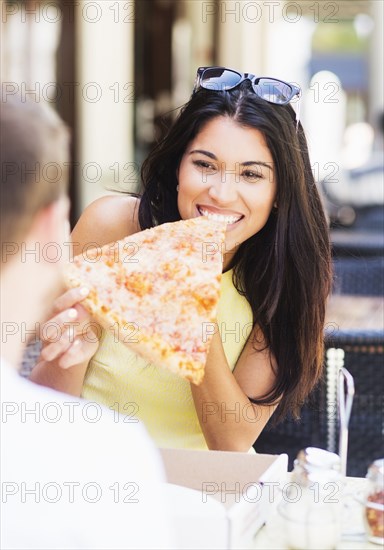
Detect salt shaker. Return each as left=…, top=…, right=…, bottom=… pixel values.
left=278, top=447, right=343, bottom=550
left=364, top=458, right=384, bottom=545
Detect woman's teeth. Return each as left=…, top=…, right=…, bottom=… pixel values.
left=199, top=208, right=242, bottom=225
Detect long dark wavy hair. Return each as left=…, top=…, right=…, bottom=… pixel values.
left=138, top=82, right=332, bottom=424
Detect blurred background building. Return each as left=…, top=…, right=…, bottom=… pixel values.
left=1, top=0, right=383, bottom=230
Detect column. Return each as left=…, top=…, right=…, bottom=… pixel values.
left=215, top=1, right=265, bottom=72
left=172, top=0, right=216, bottom=107
left=76, top=0, right=134, bottom=210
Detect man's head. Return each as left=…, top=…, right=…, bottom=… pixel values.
left=1, top=94, right=69, bottom=248
left=1, top=95, right=71, bottom=364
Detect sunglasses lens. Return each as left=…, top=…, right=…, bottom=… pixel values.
left=201, top=68, right=242, bottom=91
left=253, top=78, right=294, bottom=104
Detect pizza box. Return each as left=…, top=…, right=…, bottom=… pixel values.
left=160, top=448, right=288, bottom=550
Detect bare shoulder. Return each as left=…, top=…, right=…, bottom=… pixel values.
left=71, top=195, right=140, bottom=256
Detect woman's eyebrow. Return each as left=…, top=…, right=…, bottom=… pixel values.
left=242, top=161, right=273, bottom=171
left=189, top=149, right=217, bottom=160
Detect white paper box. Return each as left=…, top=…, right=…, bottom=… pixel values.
left=160, top=449, right=288, bottom=550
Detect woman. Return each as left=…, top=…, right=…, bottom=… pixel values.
left=31, top=67, right=332, bottom=452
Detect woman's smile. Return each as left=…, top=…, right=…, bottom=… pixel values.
left=196, top=204, right=244, bottom=227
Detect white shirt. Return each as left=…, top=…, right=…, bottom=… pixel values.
left=0, top=359, right=173, bottom=549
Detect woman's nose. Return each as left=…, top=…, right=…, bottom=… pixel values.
left=208, top=166, right=239, bottom=203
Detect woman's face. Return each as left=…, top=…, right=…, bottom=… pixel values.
left=177, top=116, right=277, bottom=269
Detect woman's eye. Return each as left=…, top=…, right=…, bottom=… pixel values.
left=193, top=160, right=216, bottom=172
left=242, top=170, right=262, bottom=182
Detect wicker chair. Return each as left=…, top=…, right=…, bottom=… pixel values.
left=332, top=256, right=384, bottom=296
left=254, top=330, right=384, bottom=475
left=324, top=329, right=384, bottom=477
left=331, top=227, right=384, bottom=258
left=253, top=384, right=327, bottom=470
left=20, top=339, right=42, bottom=378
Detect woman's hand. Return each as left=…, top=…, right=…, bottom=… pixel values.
left=30, top=286, right=100, bottom=396
left=39, top=286, right=99, bottom=369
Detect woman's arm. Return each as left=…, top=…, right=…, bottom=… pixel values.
left=30, top=195, right=140, bottom=395
left=190, top=325, right=278, bottom=451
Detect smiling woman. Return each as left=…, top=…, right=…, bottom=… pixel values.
left=30, top=67, right=332, bottom=453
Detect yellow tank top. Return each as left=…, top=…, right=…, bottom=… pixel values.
left=82, top=269, right=253, bottom=450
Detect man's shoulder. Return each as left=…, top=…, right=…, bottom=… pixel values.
left=1, top=361, right=164, bottom=483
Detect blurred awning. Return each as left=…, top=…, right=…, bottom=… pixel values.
left=309, top=52, right=368, bottom=92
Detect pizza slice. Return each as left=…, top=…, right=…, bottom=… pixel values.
left=64, top=216, right=226, bottom=384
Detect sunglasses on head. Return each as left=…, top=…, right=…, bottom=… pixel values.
left=193, top=66, right=301, bottom=104
left=193, top=66, right=301, bottom=128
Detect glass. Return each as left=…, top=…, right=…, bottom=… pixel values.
left=364, top=458, right=384, bottom=545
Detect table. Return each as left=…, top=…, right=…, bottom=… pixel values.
left=325, top=295, right=384, bottom=331
left=252, top=477, right=379, bottom=549
left=331, top=229, right=384, bottom=257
